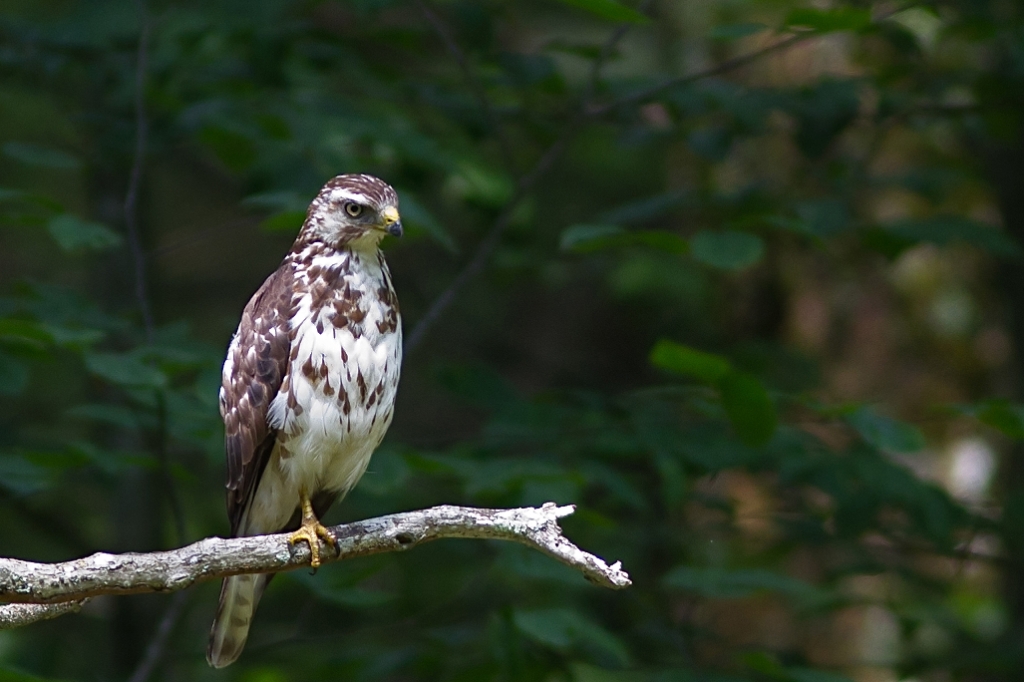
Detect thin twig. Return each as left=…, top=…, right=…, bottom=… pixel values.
left=0, top=503, right=630, bottom=613
left=126, top=591, right=190, bottom=682
left=587, top=2, right=915, bottom=118
left=584, top=32, right=809, bottom=117
left=404, top=126, right=575, bottom=353
left=122, top=6, right=192, bottom=680
left=147, top=218, right=256, bottom=259
left=415, top=0, right=518, bottom=173
left=124, top=0, right=154, bottom=341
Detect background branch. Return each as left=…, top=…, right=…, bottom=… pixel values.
left=404, top=12, right=642, bottom=353
left=405, top=18, right=809, bottom=353
left=0, top=503, right=629, bottom=622
left=126, top=591, right=190, bottom=682
left=584, top=32, right=809, bottom=117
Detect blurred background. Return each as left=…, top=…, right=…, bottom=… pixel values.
left=1, top=0, right=1023, bottom=680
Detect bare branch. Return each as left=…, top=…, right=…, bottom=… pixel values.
left=0, top=503, right=629, bottom=616
left=0, top=600, right=90, bottom=629
left=584, top=32, right=809, bottom=117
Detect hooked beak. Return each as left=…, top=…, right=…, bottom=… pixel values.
left=381, top=206, right=403, bottom=238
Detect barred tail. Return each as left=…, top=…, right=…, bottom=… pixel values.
left=206, top=573, right=270, bottom=668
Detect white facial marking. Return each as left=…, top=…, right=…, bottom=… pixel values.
left=326, top=188, right=372, bottom=205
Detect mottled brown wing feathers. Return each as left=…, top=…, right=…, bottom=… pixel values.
left=221, top=263, right=295, bottom=535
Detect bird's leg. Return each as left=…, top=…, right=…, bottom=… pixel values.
left=288, top=493, right=337, bottom=568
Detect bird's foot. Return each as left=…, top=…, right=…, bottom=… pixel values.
left=289, top=517, right=337, bottom=569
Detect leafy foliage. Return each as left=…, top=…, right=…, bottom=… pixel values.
left=0, top=0, right=1021, bottom=680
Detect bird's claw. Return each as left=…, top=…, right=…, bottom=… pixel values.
left=289, top=518, right=336, bottom=568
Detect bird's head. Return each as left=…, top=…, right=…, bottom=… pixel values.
left=300, top=174, right=403, bottom=250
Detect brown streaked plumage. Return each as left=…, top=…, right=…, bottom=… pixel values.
left=207, top=174, right=404, bottom=668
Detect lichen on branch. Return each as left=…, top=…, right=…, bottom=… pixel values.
left=0, top=503, right=630, bottom=628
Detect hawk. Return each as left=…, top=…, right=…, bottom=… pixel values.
left=207, top=174, right=404, bottom=668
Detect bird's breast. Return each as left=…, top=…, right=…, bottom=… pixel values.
left=267, top=249, right=402, bottom=494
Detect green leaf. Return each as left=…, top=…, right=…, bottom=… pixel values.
left=979, top=403, right=1024, bottom=439
left=633, top=231, right=688, bottom=253
left=793, top=199, right=852, bottom=238
left=788, top=80, right=860, bottom=158
left=260, top=210, right=306, bottom=233
left=663, top=566, right=823, bottom=600
left=47, top=215, right=123, bottom=252
left=513, top=608, right=630, bottom=667
left=0, top=666, right=64, bottom=682
left=720, top=372, right=777, bottom=447
left=66, top=404, right=147, bottom=430
left=0, top=319, right=52, bottom=350
left=785, top=8, right=872, bottom=33
left=845, top=406, right=925, bottom=452
left=552, top=0, right=649, bottom=23
left=85, top=352, right=167, bottom=389
left=955, top=400, right=1024, bottom=440
left=287, top=570, right=396, bottom=608
left=544, top=40, right=607, bottom=61
left=650, top=339, right=732, bottom=383
left=560, top=224, right=688, bottom=253
left=2, top=142, right=80, bottom=169
left=198, top=126, right=257, bottom=172
left=597, top=191, right=688, bottom=225
left=246, top=191, right=311, bottom=235
left=41, top=323, right=104, bottom=348
left=560, top=224, right=623, bottom=252
left=689, top=230, right=764, bottom=270
left=878, top=215, right=1021, bottom=258
left=450, top=163, right=514, bottom=207
left=786, top=668, right=854, bottom=682
left=742, top=651, right=786, bottom=677
left=399, top=193, right=458, bottom=253
left=498, top=544, right=585, bottom=586
left=0, top=453, right=53, bottom=496
left=242, top=190, right=310, bottom=212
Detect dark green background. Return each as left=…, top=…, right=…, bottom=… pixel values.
left=1, top=0, right=1022, bottom=680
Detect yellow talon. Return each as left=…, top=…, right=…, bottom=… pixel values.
left=288, top=494, right=336, bottom=568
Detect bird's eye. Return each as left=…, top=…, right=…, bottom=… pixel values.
left=343, top=202, right=363, bottom=218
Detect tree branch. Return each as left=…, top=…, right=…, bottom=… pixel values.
left=0, top=503, right=629, bottom=621
left=403, top=14, right=633, bottom=354
left=0, top=599, right=90, bottom=629
left=584, top=32, right=809, bottom=117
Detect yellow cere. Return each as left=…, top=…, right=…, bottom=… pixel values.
left=382, top=206, right=400, bottom=224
